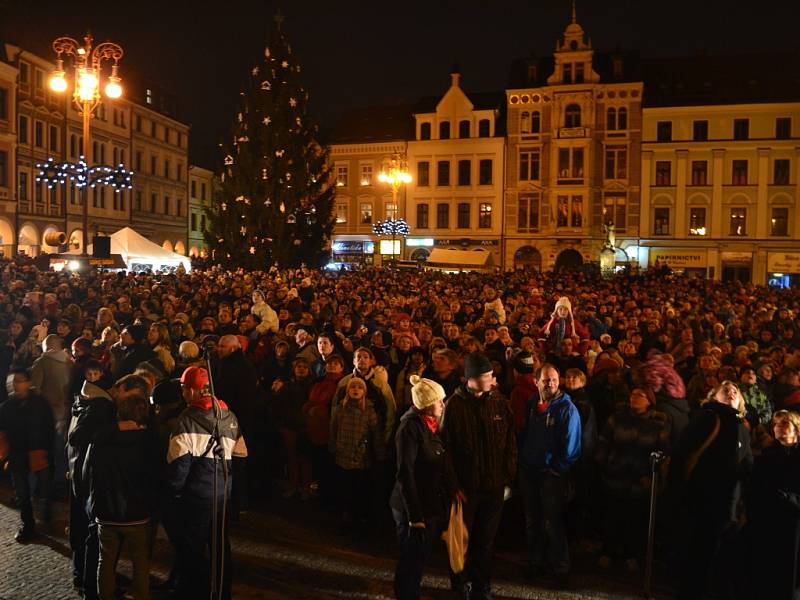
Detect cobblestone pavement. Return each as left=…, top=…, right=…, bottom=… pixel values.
left=0, top=483, right=670, bottom=599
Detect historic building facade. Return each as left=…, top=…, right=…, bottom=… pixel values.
left=2, top=43, right=191, bottom=256
left=639, top=54, right=800, bottom=285
left=502, top=11, right=642, bottom=271
left=188, top=164, right=216, bottom=258
left=405, top=72, right=505, bottom=267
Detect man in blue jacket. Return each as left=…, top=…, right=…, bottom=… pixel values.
left=519, top=363, right=581, bottom=589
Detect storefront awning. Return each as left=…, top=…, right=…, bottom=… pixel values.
left=426, top=248, right=494, bottom=269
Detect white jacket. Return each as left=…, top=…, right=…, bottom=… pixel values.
left=252, top=301, right=279, bottom=334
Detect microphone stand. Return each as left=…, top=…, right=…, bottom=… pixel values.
left=204, top=347, right=228, bottom=600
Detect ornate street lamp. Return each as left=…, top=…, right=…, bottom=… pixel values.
left=47, top=33, right=126, bottom=255
left=377, top=153, right=411, bottom=263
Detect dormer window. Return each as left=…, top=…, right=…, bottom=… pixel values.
left=575, top=63, right=585, bottom=83
left=564, top=64, right=573, bottom=84
left=439, top=121, right=450, bottom=140
left=459, top=120, right=470, bottom=138
left=565, top=104, right=581, bottom=128
left=521, top=112, right=531, bottom=134
left=420, top=122, right=431, bottom=140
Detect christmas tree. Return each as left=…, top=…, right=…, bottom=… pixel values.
left=205, top=13, right=335, bottom=269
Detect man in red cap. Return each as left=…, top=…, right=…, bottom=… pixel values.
left=166, top=366, right=247, bottom=600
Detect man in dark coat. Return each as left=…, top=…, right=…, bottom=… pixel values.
left=442, top=352, right=517, bottom=600
left=67, top=374, right=150, bottom=599
left=215, top=335, right=258, bottom=514
left=0, top=367, right=55, bottom=542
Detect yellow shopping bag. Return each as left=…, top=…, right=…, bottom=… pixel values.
left=441, top=498, right=469, bottom=574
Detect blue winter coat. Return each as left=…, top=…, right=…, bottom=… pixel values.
left=520, top=391, right=582, bottom=473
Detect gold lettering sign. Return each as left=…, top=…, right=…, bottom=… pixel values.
left=767, top=252, right=800, bottom=274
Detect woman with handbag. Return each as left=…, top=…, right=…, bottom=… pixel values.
left=389, top=375, right=447, bottom=600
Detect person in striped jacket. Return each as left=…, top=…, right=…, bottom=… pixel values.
left=166, top=366, right=247, bottom=600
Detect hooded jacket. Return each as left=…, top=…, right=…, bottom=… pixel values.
left=30, top=347, right=74, bottom=428
left=67, top=381, right=117, bottom=499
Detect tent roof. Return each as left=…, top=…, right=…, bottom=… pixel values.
left=427, top=248, right=494, bottom=269
left=73, top=228, right=191, bottom=271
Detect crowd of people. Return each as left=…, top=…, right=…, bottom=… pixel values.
left=0, top=259, right=799, bottom=600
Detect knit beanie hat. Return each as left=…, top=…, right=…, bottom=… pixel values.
left=409, top=375, right=445, bottom=410
left=464, top=351, right=493, bottom=379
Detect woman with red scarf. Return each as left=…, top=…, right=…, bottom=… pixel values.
left=390, top=375, right=447, bottom=600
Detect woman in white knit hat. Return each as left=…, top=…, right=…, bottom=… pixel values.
left=389, top=375, right=447, bottom=600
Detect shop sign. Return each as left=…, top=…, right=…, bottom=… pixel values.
left=768, top=252, right=800, bottom=274
left=650, top=248, right=707, bottom=268
left=332, top=241, right=374, bottom=254
left=720, top=252, right=752, bottom=266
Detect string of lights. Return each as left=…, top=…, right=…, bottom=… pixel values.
left=35, top=155, right=134, bottom=192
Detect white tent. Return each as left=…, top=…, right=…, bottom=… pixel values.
left=78, top=227, right=191, bottom=272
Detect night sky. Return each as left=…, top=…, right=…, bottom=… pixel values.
left=2, top=0, right=797, bottom=168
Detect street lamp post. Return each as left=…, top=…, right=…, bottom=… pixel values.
left=48, top=33, right=124, bottom=255
left=377, top=153, right=411, bottom=263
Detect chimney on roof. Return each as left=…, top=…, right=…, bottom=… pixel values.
left=450, top=71, right=461, bottom=87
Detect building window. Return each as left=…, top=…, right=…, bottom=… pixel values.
left=459, top=120, right=470, bottom=138
left=457, top=203, right=470, bottom=229
left=135, top=151, right=142, bottom=171
left=437, top=160, right=450, bottom=186
left=519, top=148, right=541, bottom=181
left=34, top=68, right=43, bottom=90
left=657, top=121, right=672, bottom=142
left=150, top=155, right=157, bottom=175
left=69, top=135, right=76, bottom=157
left=34, top=120, right=44, bottom=147
left=478, top=119, right=490, bottom=137
left=521, top=112, right=531, bottom=134
left=360, top=164, right=372, bottom=186
left=607, top=107, right=617, bottom=130
left=69, top=182, right=77, bottom=205
left=617, top=107, right=627, bottom=130
left=360, top=202, right=372, bottom=224
left=136, top=115, right=142, bottom=131
left=164, top=159, right=170, bottom=179
left=201, top=215, right=206, bottom=230
left=439, top=121, right=450, bottom=140
left=771, top=207, right=789, bottom=236
left=565, top=104, right=581, bottom=128
left=420, top=122, right=431, bottom=140
left=691, top=160, right=708, bottom=185
left=49, top=126, right=58, bottom=152
left=35, top=181, right=43, bottom=204
left=176, top=197, right=183, bottom=216
left=18, top=172, right=28, bottom=201
left=732, top=160, right=748, bottom=185
left=693, top=120, right=709, bottom=141
left=417, top=161, right=430, bottom=186
left=517, top=192, right=540, bottom=233
left=436, top=203, right=449, bottom=228
left=606, top=107, right=627, bottom=131
left=18, top=115, right=28, bottom=144
left=151, top=121, right=156, bottom=137
left=201, top=183, right=207, bottom=201
left=530, top=111, right=541, bottom=133
left=151, top=193, right=157, bottom=213
left=0, top=151, right=6, bottom=187
left=164, top=194, right=170, bottom=215
left=689, top=207, right=707, bottom=236
left=557, top=195, right=583, bottom=227
left=563, top=63, right=573, bottom=84
left=479, top=203, right=492, bottom=229
left=605, top=146, right=627, bottom=179
left=113, top=148, right=118, bottom=165
left=603, top=193, right=627, bottom=231
left=575, top=63, right=585, bottom=83
left=479, top=159, right=493, bottom=185
left=334, top=202, right=347, bottom=223
left=49, top=186, right=58, bottom=205
left=385, top=203, right=398, bottom=220
left=190, top=213, right=197, bottom=231
left=733, top=119, right=749, bottom=141
left=416, top=203, right=429, bottom=228
left=558, top=148, right=584, bottom=181
left=655, top=161, right=671, bottom=186
left=653, top=207, right=670, bottom=235
left=729, top=208, right=747, bottom=236
left=19, top=62, right=29, bottom=83
left=457, top=160, right=471, bottom=186
left=336, top=165, right=348, bottom=187
left=176, top=163, right=182, bottom=182
left=191, top=180, right=197, bottom=198
left=774, top=159, right=790, bottom=185
left=776, top=117, right=791, bottom=140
